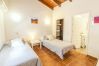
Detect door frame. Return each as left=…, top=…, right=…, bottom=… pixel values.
left=71, top=12, right=90, bottom=55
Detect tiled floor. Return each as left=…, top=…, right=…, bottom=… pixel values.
left=33, top=45, right=97, bottom=66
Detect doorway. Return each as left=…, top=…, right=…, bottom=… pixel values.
left=72, top=13, right=90, bottom=54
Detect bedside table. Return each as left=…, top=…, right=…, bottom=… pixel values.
left=29, top=40, right=42, bottom=49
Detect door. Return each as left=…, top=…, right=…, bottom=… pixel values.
left=72, top=13, right=89, bottom=49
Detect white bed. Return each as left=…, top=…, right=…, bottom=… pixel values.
left=42, top=39, right=75, bottom=59
left=0, top=38, right=41, bottom=66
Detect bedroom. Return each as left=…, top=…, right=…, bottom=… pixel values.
left=0, top=0, right=99, bottom=66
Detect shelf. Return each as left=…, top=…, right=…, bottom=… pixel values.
left=56, top=30, right=60, bottom=31
left=56, top=19, right=64, bottom=40
left=57, top=24, right=62, bottom=26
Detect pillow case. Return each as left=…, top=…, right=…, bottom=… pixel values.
left=11, top=38, right=25, bottom=48
left=46, top=35, right=55, bottom=40
left=40, top=36, right=46, bottom=41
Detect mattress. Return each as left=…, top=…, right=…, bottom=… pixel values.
left=0, top=44, right=41, bottom=66
left=42, top=39, right=75, bottom=59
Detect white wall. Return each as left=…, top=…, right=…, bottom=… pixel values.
left=52, top=0, right=99, bottom=58
left=5, top=0, right=53, bottom=41
left=3, top=0, right=9, bottom=6
left=0, top=10, right=5, bottom=44
left=0, top=0, right=7, bottom=46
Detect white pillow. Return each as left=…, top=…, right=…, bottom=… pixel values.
left=11, top=38, right=24, bottom=48
left=40, top=36, right=45, bottom=41
left=46, top=35, right=55, bottom=40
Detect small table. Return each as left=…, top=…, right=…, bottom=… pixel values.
left=29, top=40, right=42, bottom=49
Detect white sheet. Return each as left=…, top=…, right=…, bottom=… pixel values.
left=42, top=39, right=75, bottom=59
left=0, top=44, right=41, bottom=66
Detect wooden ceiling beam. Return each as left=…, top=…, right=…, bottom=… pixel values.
left=53, top=0, right=68, bottom=6
left=63, top=0, right=72, bottom=2
left=39, top=0, right=53, bottom=10
left=53, top=0, right=62, bottom=6
left=38, top=0, right=72, bottom=10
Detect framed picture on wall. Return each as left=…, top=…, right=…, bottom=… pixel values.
left=94, top=16, right=99, bottom=23
left=31, top=18, right=38, bottom=24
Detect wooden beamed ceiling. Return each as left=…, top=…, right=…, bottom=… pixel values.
left=39, top=0, right=57, bottom=9
left=39, top=0, right=72, bottom=10
left=54, top=0, right=65, bottom=6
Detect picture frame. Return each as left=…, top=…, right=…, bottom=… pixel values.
left=31, top=18, right=38, bottom=24
left=94, top=16, right=99, bottom=23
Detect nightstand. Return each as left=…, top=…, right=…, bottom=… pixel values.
left=29, top=40, right=42, bottom=49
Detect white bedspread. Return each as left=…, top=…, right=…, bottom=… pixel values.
left=0, top=44, right=41, bottom=66
left=42, top=39, right=75, bottom=59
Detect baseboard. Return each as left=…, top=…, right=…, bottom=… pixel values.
left=87, top=55, right=98, bottom=60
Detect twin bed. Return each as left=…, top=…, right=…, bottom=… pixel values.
left=0, top=38, right=41, bottom=66
left=0, top=37, right=75, bottom=66
left=42, top=39, right=75, bottom=59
